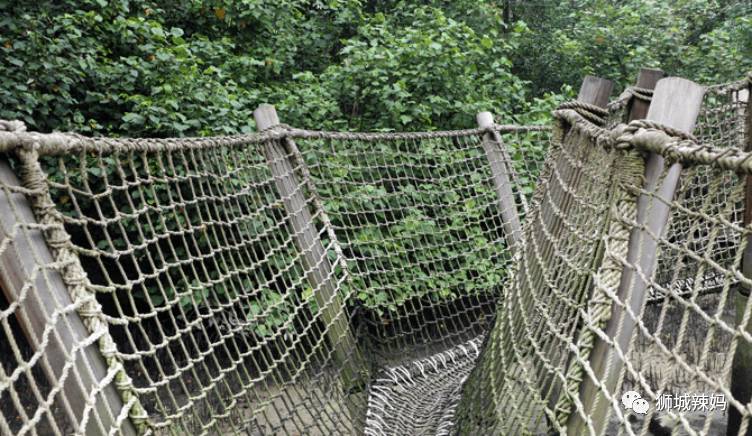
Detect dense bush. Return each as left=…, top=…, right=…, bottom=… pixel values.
left=513, top=0, right=752, bottom=95
left=0, top=0, right=555, bottom=135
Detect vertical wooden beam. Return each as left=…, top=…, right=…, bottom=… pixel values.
left=546, top=70, right=661, bottom=419
left=627, top=68, right=665, bottom=122
left=477, top=112, right=523, bottom=250
left=541, top=75, right=613, bottom=267
left=578, top=75, right=615, bottom=108
left=568, top=77, right=705, bottom=435
left=527, top=76, right=614, bottom=418
left=253, top=104, right=366, bottom=391
left=0, top=161, right=136, bottom=436
left=729, top=82, right=752, bottom=436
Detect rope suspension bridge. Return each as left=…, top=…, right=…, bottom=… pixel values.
left=0, top=68, right=750, bottom=435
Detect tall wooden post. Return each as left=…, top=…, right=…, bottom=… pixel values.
left=544, top=75, right=613, bottom=244
left=477, top=112, right=523, bottom=250
left=0, top=161, right=136, bottom=436
left=627, top=68, right=665, bottom=122
left=542, top=75, right=613, bottom=281
left=253, top=105, right=366, bottom=392
left=545, top=69, right=662, bottom=422
left=567, top=77, right=705, bottom=435
left=535, top=75, right=614, bottom=417
left=578, top=75, right=615, bottom=108
left=729, top=81, right=752, bottom=436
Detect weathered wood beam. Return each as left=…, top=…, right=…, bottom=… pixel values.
left=0, top=161, right=136, bottom=436
left=253, top=104, right=366, bottom=393
left=568, top=76, right=705, bottom=435
left=477, top=111, right=523, bottom=250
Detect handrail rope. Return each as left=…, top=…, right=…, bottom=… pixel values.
left=553, top=102, right=752, bottom=175
left=0, top=121, right=550, bottom=156
left=556, top=101, right=608, bottom=126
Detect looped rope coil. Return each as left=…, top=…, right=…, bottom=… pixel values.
left=556, top=101, right=609, bottom=126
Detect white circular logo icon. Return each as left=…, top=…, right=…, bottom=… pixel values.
left=632, top=398, right=649, bottom=414
left=622, top=391, right=641, bottom=410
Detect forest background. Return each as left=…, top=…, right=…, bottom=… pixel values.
left=2, top=0, right=751, bottom=136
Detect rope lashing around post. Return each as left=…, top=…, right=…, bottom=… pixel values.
left=556, top=101, right=609, bottom=125
left=626, top=85, right=655, bottom=102
left=554, top=103, right=752, bottom=175
left=607, top=86, right=655, bottom=113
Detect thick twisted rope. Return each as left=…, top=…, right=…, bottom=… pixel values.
left=14, top=140, right=151, bottom=434
left=556, top=101, right=609, bottom=126
left=553, top=102, right=752, bottom=175
left=0, top=121, right=549, bottom=156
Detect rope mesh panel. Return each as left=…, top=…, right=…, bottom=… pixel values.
left=299, top=129, right=547, bottom=367
left=653, top=84, right=748, bottom=301
left=298, top=129, right=547, bottom=435
left=455, top=79, right=752, bottom=435
left=615, top=82, right=750, bottom=436
left=455, top=115, right=646, bottom=434
left=34, top=137, right=368, bottom=434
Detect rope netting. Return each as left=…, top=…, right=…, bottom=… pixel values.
left=455, top=109, right=646, bottom=434
left=455, top=78, right=752, bottom=435
left=0, top=128, right=371, bottom=434
left=0, top=72, right=749, bottom=436
left=297, top=127, right=547, bottom=435
left=298, top=127, right=548, bottom=366
left=0, top=119, right=548, bottom=435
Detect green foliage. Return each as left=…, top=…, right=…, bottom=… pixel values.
left=513, top=0, right=752, bottom=94
left=317, top=5, right=528, bottom=129
left=0, top=0, right=535, bottom=135
left=303, top=136, right=517, bottom=315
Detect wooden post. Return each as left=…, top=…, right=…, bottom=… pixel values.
left=567, top=77, right=705, bottom=435
left=540, top=75, right=613, bottom=279
left=0, top=161, right=136, bottom=436
left=536, top=75, right=613, bottom=415
left=578, top=75, right=614, bottom=108
left=729, top=82, right=752, bottom=436
left=543, top=75, right=613, bottom=244
left=253, top=104, right=366, bottom=392
left=477, top=112, right=523, bottom=250
left=544, top=70, right=661, bottom=419
left=627, top=68, right=665, bottom=122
